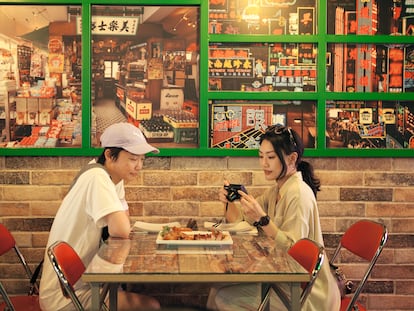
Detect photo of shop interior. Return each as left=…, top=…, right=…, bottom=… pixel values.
left=0, top=5, right=200, bottom=148
left=210, top=101, right=317, bottom=149
left=326, top=101, right=414, bottom=149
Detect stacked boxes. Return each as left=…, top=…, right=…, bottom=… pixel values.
left=27, top=98, right=38, bottom=125
left=139, top=116, right=174, bottom=142
left=14, top=96, right=57, bottom=146
left=160, top=88, right=184, bottom=111
left=39, top=98, right=55, bottom=125
left=126, top=98, right=152, bottom=120
left=163, top=110, right=198, bottom=144
left=16, top=98, right=27, bottom=125
left=17, top=125, right=56, bottom=147
left=15, top=97, right=55, bottom=126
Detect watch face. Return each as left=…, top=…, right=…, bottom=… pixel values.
left=260, top=215, right=270, bottom=226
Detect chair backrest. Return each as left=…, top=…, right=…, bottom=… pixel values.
left=0, top=224, right=42, bottom=311
left=288, top=238, right=325, bottom=304
left=330, top=220, right=388, bottom=311
left=0, top=223, right=16, bottom=256
left=47, top=241, right=86, bottom=311
left=258, top=237, right=325, bottom=311
left=0, top=224, right=38, bottom=288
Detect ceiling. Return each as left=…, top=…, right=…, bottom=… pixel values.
left=0, top=5, right=199, bottom=40
left=0, top=5, right=68, bottom=36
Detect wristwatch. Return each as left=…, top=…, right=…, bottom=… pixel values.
left=253, top=215, right=270, bottom=228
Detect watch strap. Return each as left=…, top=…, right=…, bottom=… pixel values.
left=253, top=215, right=270, bottom=228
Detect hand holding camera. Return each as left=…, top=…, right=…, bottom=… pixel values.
left=224, top=184, right=248, bottom=202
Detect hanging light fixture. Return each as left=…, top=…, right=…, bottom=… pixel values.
left=172, top=12, right=197, bottom=32
left=241, top=4, right=261, bottom=24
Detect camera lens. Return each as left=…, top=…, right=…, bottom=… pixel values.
left=225, top=185, right=241, bottom=202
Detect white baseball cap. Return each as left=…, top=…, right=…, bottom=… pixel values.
left=100, top=122, right=159, bottom=155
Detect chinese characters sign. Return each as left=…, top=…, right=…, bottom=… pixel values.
left=209, top=57, right=254, bottom=77
left=77, top=16, right=138, bottom=35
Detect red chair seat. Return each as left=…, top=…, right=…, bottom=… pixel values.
left=0, top=295, right=41, bottom=311
left=340, top=296, right=366, bottom=311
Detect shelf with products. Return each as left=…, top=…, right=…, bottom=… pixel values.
left=205, top=0, right=414, bottom=156
left=0, top=84, right=16, bottom=143
left=116, top=35, right=199, bottom=150
left=4, top=95, right=82, bottom=148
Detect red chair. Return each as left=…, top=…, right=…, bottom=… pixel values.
left=0, top=224, right=41, bottom=311
left=329, top=220, right=388, bottom=311
left=258, top=238, right=325, bottom=310
left=47, top=241, right=108, bottom=311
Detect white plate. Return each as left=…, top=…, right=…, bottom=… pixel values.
left=156, top=245, right=233, bottom=254
left=133, top=221, right=181, bottom=233
left=156, top=230, right=233, bottom=246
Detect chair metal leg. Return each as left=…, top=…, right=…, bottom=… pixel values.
left=108, top=283, right=118, bottom=311
left=257, top=285, right=271, bottom=311
left=100, top=283, right=110, bottom=311
left=90, top=282, right=101, bottom=311
left=271, top=284, right=291, bottom=310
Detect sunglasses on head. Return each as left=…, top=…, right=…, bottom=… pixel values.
left=266, top=125, right=297, bottom=149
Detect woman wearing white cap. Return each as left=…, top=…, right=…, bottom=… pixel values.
left=40, top=122, right=160, bottom=311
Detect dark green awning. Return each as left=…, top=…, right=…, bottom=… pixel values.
left=20, top=26, right=49, bottom=50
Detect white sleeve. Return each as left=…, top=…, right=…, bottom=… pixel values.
left=82, top=169, right=125, bottom=227
left=120, top=199, right=129, bottom=211
left=116, top=180, right=129, bottom=211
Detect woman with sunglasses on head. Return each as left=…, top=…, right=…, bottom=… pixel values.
left=207, top=125, right=340, bottom=311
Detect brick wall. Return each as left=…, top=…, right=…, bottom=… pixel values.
left=0, top=156, right=413, bottom=310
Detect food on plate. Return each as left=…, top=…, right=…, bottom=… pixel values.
left=160, top=226, right=226, bottom=241
left=186, top=218, right=198, bottom=230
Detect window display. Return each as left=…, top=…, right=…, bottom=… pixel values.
left=0, top=5, right=82, bottom=149
left=0, top=0, right=412, bottom=156
left=0, top=4, right=200, bottom=151
left=208, top=0, right=414, bottom=154
left=327, top=44, right=413, bottom=93
left=210, top=100, right=316, bottom=149
left=91, top=5, right=199, bottom=150
left=208, top=43, right=317, bottom=92
left=326, top=101, right=414, bottom=149
left=208, top=0, right=317, bottom=35
left=327, top=0, right=413, bottom=36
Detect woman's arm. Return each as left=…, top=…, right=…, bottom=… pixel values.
left=238, top=191, right=279, bottom=238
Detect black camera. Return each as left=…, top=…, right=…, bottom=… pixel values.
left=224, top=184, right=247, bottom=202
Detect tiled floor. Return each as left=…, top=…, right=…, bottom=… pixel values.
left=91, top=98, right=127, bottom=146
left=93, top=98, right=127, bottom=134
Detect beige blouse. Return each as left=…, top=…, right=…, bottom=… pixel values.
left=243, top=172, right=341, bottom=311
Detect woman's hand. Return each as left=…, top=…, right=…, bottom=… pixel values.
left=218, top=180, right=230, bottom=204
left=219, top=180, right=244, bottom=223
left=238, top=191, right=266, bottom=222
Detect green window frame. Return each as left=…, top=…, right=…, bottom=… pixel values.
left=0, top=0, right=413, bottom=157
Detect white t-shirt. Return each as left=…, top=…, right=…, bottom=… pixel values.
left=39, top=162, right=127, bottom=311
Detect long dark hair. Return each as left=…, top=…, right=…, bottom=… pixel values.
left=259, top=125, right=321, bottom=197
